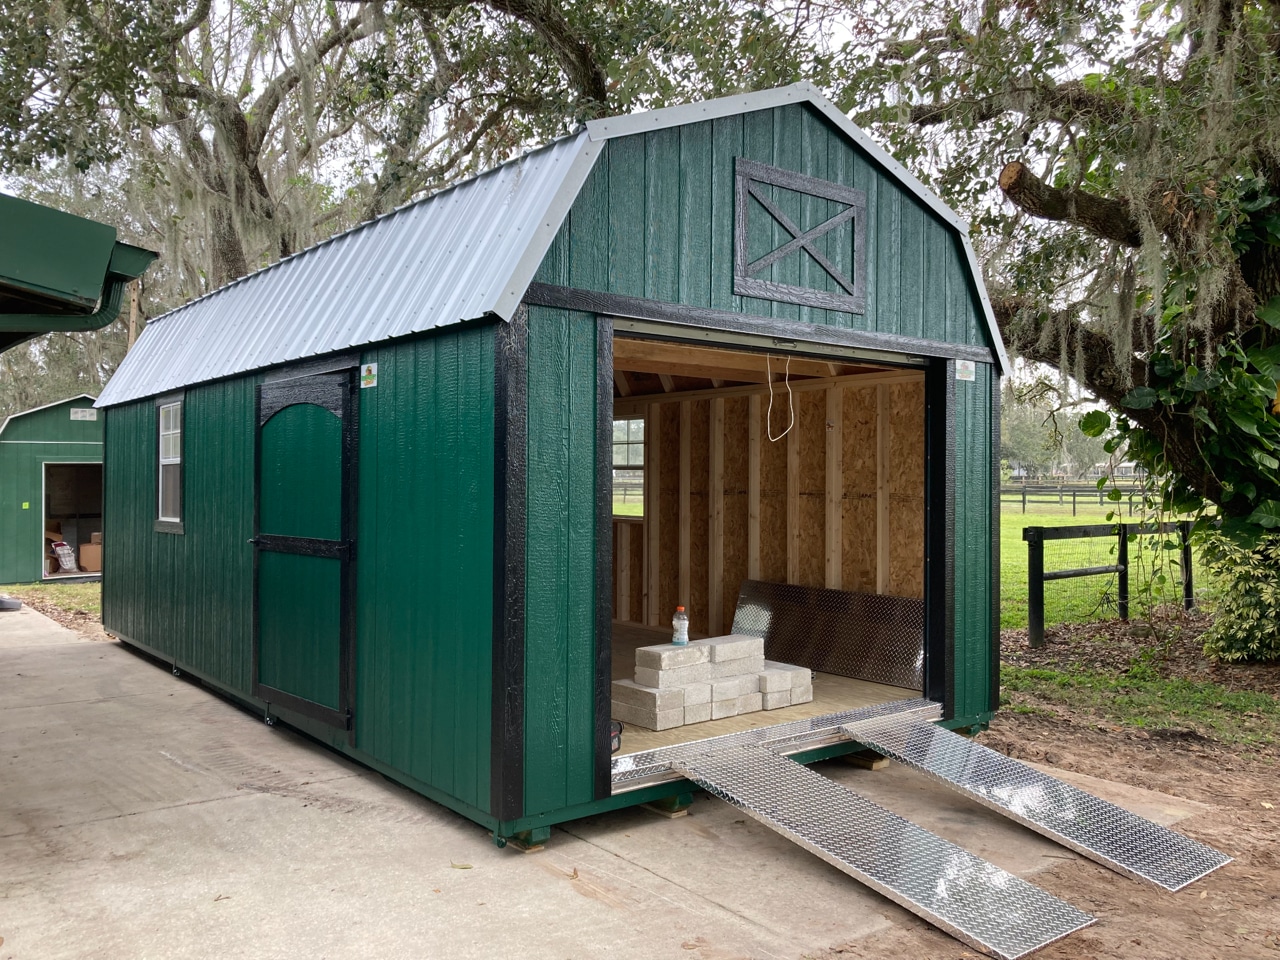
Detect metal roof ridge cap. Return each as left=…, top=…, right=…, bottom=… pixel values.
left=584, top=83, right=811, bottom=142
left=959, top=235, right=1010, bottom=375
left=1, top=393, right=98, bottom=435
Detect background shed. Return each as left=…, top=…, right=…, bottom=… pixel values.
left=0, top=395, right=104, bottom=583
left=94, top=83, right=1004, bottom=843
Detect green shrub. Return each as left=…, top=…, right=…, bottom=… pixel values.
left=1201, top=531, right=1280, bottom=661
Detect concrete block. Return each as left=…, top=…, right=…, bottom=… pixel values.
left=790, top=683, right=813, bottom=705
left=762, top=690, right=791, bottom=710
left=683, top=702, right=712, bottom=724
left=694, top=634, right=765, bottom=662
left=736, top=692, right=763, bottom=714
left=634, top=661, right=711, bottom=689
left=711, top=674, right=759, bottom=700
left=765, top=661, right=812, bottom=683
left=634, top=643, right=710, bottom=671
left=612, top=700, right=684, bottom=731
left=711, top=698, right=739, bottom=720
left=710, top=655, right=764, bottom=678
left=611, top=679, right=684, bottom=711
left=758, top=669, right=793, bottom=693
left=679, top=681, right=711, bottom=706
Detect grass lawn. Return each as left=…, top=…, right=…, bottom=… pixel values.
left=2, top=581, right=101, bottom=619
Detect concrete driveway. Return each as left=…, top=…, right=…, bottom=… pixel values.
left=0, top=606, right=1206, bottom=960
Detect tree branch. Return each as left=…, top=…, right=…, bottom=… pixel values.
left=998, top=160, right=1144, bottom=247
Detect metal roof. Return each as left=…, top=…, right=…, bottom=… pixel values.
left=97, top=132, right=599, bottom=407
left=98, top=85, right=1006, bottom=408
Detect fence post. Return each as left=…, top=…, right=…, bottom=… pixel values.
left=1117, top=523, right=1130, bottom=621
left=1022, top=486, right=1027, bottom=513
left=1025, top=527, right=1046, bottom=648
left=1180, top=520, right=1195, bottom=610
left=1072, top=490, right=1077, bottom=516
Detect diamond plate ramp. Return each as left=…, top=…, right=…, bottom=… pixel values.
left=673, top=743, right=1093, bottom=960
left=843, top=711, right=1231, bottom=891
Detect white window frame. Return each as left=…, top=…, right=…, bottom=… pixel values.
left=157, top=398, right=183, bottom=526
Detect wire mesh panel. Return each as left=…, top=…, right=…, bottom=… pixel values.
left=675, top=743, right=1094, bottom=960
left=843, top=710, right=1232, bottom=891
left=731, top=580, right=924, bottom=689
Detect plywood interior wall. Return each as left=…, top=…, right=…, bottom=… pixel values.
left=611, top=357, right=926, bottom=637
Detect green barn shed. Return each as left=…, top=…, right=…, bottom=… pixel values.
left=0, top=395, right=104, bottom=584
left=96, top=81, right=1005, bottom=835
left=95, top=86, right=1235, bottom=957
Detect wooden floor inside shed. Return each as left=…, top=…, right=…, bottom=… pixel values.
left=610, top=622, right=919, bottom=756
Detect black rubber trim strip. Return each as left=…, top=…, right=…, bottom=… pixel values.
left=923, top=358, right=957, bottom=716
left=989, top=377, right=1002, bottom=713
left=256, top=682, right=350, bottom=729
left=491, top=308, right=528, bottom=821
left=593, top=316, right=614, bottom=801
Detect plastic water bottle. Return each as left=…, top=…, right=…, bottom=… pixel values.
left=672, top=605, right=689, bottom=645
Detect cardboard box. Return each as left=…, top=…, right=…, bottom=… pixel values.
left=90, top=532, right=102, bottom=545
left=78, top=543, right=102, bottom=572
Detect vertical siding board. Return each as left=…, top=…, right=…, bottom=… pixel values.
left=678, top=121, right=714, bottom=310
left=850, top=146, right=875, bottom=333
left=741, top=109, right=776, bottom=318
left=645, top=127, right=681, bottom=304
left=923, top=218, right=948, bottom=343
left=608, top=138, right=645, bottom=298
left=569, top=162, right=610, bottom=293
left=768, top=107, right=802, bottom=324
left=710, top=114, right=744, bottom=312
left=524, top=306, right=598, bottom=815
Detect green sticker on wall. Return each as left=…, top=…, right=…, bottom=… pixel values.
left=22, top=502, right=29, bottom=509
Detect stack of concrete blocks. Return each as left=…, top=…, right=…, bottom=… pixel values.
left=611, top=634, right=814, bottom=732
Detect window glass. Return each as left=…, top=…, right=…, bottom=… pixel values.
left=612, top=417, right=644, bottom=517
left=158, top=401, right=182, bottom=522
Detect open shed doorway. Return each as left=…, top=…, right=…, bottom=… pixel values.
left=608, top=330, right=928, bottom=755
left=43, top=462, right=103, bottom=579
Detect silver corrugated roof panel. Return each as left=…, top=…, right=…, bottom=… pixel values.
left=97, top=132, right=598, bottom=407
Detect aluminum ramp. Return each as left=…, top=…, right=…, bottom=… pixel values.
left=612, top=700, right=1094, bottom=959
left=843, top=709, right=1232, bottom=891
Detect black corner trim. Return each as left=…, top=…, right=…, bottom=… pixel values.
left=491, top=307, right=528, bottom=822
left=989, top=375, right=1002, bottom=713
left=523, top=282, right=995, bottom=365
left=593, top=316, right=615, bottom=801
left=923, top=359, right=956, bottom=717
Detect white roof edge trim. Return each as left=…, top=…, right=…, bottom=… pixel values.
left=491, top=134, right=601, bottom=318
left=0, top=393, right=98, bottom=437
left=587, top=82, right=1009, bottom=374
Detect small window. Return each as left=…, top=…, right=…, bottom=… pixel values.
left=612, top=417, right=644, bottom=517
left=158, top=399, right=183, bottom=524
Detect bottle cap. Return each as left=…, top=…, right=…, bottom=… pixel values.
left=676, top=605, right=685, bottom=611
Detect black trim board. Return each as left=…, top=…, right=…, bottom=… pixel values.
left=491, top=307, right=528, bottom=822
left=593, top=317, right=614, bottom=801
left=524, top=282, right=995, bottom=365
left=989, top=377, right=1002, bottom=714
left=922, top=358, right=956, bottom=716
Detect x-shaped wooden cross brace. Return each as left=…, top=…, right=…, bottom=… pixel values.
left=744, top=181, right=858, bottom=297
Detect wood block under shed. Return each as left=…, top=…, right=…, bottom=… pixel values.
left=842, top=749, right=890, bottom=771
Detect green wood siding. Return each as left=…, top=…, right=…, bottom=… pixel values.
left=103, top=325, right=496, bottom=815
left=355, top=328, right=495, bottom=813
left=535, top=103, right=993, bottom=353
left=0, top=399, right=103, bottom=583
left=103, top=379, right=258, bottom=690
left=952, top=363, right=997, bottom=719
left=523, top=305, right=599, bottom=817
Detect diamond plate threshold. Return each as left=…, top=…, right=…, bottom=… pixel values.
left=611, top=698, right=1229, bottom=958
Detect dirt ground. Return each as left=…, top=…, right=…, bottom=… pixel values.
left=821, top=616, right=1280, bottom=960
left=17, top=594, right=1279, bottom=959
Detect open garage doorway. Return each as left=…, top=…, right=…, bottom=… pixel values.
left=43, top=462, right=103, bottom=579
